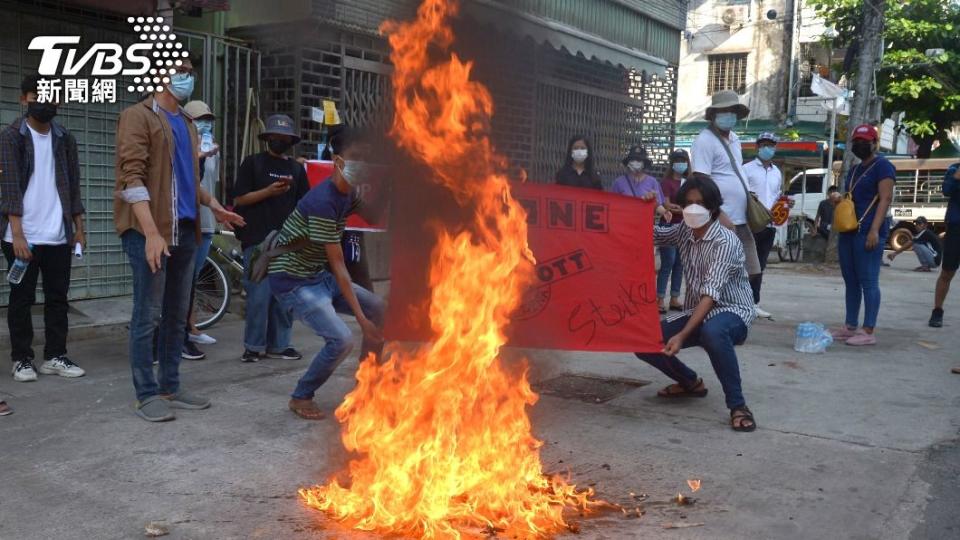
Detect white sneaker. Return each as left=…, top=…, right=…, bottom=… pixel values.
left=188, top=332, right=217, bottom=345
left=12, top=360, right=38, bottom=382
left=755, top=305, right=772, bottom=319
left=39, top=356, right=85, bottom=378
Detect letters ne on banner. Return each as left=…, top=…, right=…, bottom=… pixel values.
left=385, top=182, right=664, bottom=353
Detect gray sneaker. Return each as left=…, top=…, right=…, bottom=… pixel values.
left=161, top=391, right=211, bottom=410
left=135, top=396, right=175, bottom=422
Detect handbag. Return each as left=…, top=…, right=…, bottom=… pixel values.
left=834, top=162, right=879, bottom=233
left=708, top=128, right=773, bottom=233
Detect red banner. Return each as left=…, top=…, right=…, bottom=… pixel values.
left=384, top=182, right=663, bottom=353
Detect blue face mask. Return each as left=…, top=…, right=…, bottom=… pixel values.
left=168, top=73, right=195, bottom=102
left=194, top=119, right=213, bottom=134
left=714, top=112, right=738, bottom=131
left=672, top=162, right=688, bottom=174
left=758, top=146, right=776, bottom=161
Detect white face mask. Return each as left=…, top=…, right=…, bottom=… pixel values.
left=627, top=160, right=644, bottom=173
left=571, top=148, right=589, bottom=163
left=338, top=160, right=366, bottom=186
left=683, top=204, right=711, bottom=229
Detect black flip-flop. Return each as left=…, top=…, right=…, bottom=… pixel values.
left=730, top=406, right=757, bottom=432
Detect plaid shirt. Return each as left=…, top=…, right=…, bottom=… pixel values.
left=0, top=116, right=85, bottom=242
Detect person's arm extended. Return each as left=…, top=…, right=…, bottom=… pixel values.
left=198, top=186, right=245, bottom=229
left=325, top=242, right=383, bottom=344
left=866, top=178, right=894, bottom=251
left=663, top=296, right=715, bottom=356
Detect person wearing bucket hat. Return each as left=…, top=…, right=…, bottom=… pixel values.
left=690, top=90, right=763, bottom=289
left=743, top=132, right=783, bottom=319
left=831, top=123, right=895, bottom=346
left=611, top=145, right=671, bottom=221
left=232, top=113, right=310, bottom=364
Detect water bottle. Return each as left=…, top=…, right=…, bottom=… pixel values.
left=6, top=244, right=33, bottom=285
left=200, top=131, right=214, bottom=152
left=794, top=322, right=831, bottom=353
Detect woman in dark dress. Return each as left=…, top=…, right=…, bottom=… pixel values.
left=555, top=135, right=603, bottom=190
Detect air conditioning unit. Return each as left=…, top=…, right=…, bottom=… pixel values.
left=718, top=6, right=749, bottom=27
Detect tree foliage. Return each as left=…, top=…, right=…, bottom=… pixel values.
left=808, top=0, right=960, bottom=156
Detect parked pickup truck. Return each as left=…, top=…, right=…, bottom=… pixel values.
left=779, top=158, right=958, bottom=252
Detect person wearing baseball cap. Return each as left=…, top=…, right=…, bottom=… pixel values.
left=232, top=114, right=311, bottom=364
left=742, top=132, right=782, bottom=319
left=831, top=123, right=895, bottom=346
left=689, top=91, right=763, bottom=288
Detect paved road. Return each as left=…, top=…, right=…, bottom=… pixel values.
left=1, top=257, right=958, bottom=539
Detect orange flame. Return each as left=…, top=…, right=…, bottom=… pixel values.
left=298, top=0, right=598, bottom=537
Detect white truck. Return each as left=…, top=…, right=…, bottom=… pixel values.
left=773, top=158, right=957, bottom=261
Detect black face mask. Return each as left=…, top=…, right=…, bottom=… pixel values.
left=27, top=101, right=57, bottom=124
left=267, top=138, right=292, bottom=155
left=851, top=140, right=873, bottom=160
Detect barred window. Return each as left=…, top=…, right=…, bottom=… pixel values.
left=707, top=53, right=748, bottom=95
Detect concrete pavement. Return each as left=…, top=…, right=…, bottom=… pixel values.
left=0, top=256, right=958, bottom=539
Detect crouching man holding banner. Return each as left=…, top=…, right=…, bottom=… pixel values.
left=635, top=176, right=758, bottom=432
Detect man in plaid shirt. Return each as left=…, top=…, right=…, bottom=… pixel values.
left=0, top=74, right=86, bottom=384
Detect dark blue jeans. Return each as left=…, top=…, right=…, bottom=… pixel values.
left=635, top=312, right=749, bottom=409
left=838, top=232, right=883, bottom=329
left=122, top=224, right=197, bottom=402
left=273, top=271, right=384, bottom=400
left=657, top=245, right=683, bottom=299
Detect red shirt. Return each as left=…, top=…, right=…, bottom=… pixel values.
left=659, top=175, right=683, bottom=224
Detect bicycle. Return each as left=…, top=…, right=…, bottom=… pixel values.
left=193, top=230, right=245, bottom=330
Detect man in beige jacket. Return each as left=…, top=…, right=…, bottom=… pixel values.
left=114, top=57, right=243, bottom=422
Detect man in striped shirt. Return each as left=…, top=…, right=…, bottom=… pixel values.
left=635, top=176, right=758, bottom=432
left=267, top=128, right=384, bottom=420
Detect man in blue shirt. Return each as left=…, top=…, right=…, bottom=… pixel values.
left=930, top=162, right=960, bottom=328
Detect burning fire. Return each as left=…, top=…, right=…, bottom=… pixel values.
left=298, top=0, right=599, bottom=537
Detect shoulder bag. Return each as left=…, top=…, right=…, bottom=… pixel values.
left=834, top=162, right=879, bottom=233
left=708, top=129, right=772, bottom=233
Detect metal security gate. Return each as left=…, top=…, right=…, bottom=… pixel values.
left=0, top=5, right=259, bottom=306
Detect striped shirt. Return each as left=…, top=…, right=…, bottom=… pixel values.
left=267, top=179, right=361, bottom=294
left=655, top=220, right=756, bottom=326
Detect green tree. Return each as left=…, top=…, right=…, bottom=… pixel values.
left=808, top=0, right=960, bottom=157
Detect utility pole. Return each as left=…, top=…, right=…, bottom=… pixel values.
left=825, top=0, right=885, bottom=263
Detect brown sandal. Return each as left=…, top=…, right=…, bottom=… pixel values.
left=730, top=406, right=757, bottom=432
left=288, top=398, right=325, bottom=420
left=657, top=378, right=708, bottom=398
left=0, top=400, right=12, bottom=416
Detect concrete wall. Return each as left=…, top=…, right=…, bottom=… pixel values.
left=676, top=0, right=790, bottom=123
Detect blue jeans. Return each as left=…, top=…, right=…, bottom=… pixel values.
left=657, top=245, right=683, bottom=299
left=914, top=244, right=938, bottom=268
left=122, top=224, right=197, bottom=402
left=838, top=232, right=883, bottom=329
left=194, top=232, right=213, bottom=282
left=242, top=245, right=293, bottom=353
left=273, top=271, right=385, bottom=400
left=635, top=312, right=749, bottom=409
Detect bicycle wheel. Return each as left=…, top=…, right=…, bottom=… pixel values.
left=194, top=257, right=231, bottom=330
left=787, top=222, right=802, bottom=262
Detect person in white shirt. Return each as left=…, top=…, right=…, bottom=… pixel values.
left=690, top=90, right=762, bottom=284
left=743, top=132, right=783, bottom=319
left=0, top=75, right=86, bottom=383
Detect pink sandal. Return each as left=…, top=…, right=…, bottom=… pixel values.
left=831, top=326, right=858, bottom=339
left=845, top=331, right=876, bottom=346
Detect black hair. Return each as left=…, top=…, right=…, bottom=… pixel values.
left=562, top=135, right=597, bottom=177
left=20, top=74, right=40, bottom=96
left=827, top=185, right=839, bottom=194
left=329, top=125, right=368, bottom=156
left=676, top=175, right=724, bottom=220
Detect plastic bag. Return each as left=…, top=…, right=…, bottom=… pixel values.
left=794, top=322, right=833, bottom=353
